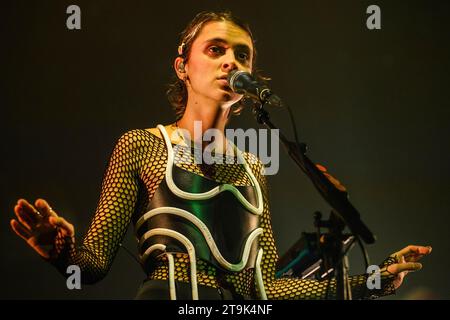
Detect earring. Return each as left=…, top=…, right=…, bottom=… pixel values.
left=178, top=61, right=185, bottom=73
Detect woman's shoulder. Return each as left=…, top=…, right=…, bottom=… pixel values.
left=145, top=127, right=162, bottom=139
left=117, top=128, right=154, bottom=142
left=118, top=125, right=170, bottom=141
left=144, top=124, right=185, bottom=145
left=240, top=150, right=263, bottom=167
left=111, top=127, right=164, bottom=152
left=113, top=124, right=178, bottom=148
left=142, top=124, right=176, bottom=139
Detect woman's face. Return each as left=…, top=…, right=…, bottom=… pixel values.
left=183, top=20, right=254, bottom=107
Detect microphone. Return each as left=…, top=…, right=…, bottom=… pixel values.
left=227, top=70, right=282, bottom=106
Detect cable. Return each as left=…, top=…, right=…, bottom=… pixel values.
left=119, top=243, right=141, bottom=266
left=283, top=103, right=301, bottom=151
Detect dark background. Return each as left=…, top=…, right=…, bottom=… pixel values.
left=1, top=0, right=449, bottom=299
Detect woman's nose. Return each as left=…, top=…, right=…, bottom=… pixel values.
left=221, top=52, right=238, bottom=72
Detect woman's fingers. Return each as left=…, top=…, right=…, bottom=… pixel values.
left=386, top=245, right=432, bottom=274
left=35, top=198, right=58, bottom=218
left=394, top=245, right=432, bottom=261
left=405, top=250, right=432, bottom=262
left=11, top=219, right=51, bottom=258
left=382, top=245, right=431, bottom=290
left=407, top=246, right=432, bottom=257
left=10, top=219, right=32, bottom=241
left=58, top=217, right=75, bottom=237
left=387, top=262, right=423, bottom=274
left=15, top=199, right=42, bottom=227
left=49, top=216, right=74, bottom=237
left=12, top=199, right=73, bottom=260
left=14, top=205, right=36, bottom=230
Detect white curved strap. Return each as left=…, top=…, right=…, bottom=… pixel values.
left=137, top=206, right=263, bottom=272
left=255, top=248, right=267, bottom=300
left=157, top=124, right=263, bottom=216
left=140, top=228, right=198, bottom=300
left=141, top=244, right=177, bottom=300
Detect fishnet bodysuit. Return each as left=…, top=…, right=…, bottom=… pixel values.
left=53, top=128, right=394, bottom=299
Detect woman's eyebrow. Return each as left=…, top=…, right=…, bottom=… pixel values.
left=204, top=38, right=252, bottom=53
left=204, top=37, right=228, bottom=45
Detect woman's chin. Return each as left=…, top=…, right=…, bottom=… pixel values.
left=219, top=91, right=242, bottom=105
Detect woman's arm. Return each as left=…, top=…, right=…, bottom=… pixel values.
left=249, top=156, right=431, bottom=299
left=11, top=130, right=146, bottom=284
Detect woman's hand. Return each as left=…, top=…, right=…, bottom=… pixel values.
left=382, top=245, right=432, bottom=290
left=10, top=198, right=75, bottom=260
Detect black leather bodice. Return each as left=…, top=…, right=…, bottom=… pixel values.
left=136, top=164, right=260, bottom=273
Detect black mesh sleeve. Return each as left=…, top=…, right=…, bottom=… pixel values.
left=51, top=130, right=145, bottom=284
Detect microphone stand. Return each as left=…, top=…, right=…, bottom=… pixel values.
left=252, top=101, right=376, bottom=300
left=314, top=210, right=354, bottom=300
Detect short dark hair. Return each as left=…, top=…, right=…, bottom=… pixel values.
left=166, top=11, right=266, bottom=120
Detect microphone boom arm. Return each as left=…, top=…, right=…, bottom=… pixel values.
left=252, top=103, right=376, bottom=245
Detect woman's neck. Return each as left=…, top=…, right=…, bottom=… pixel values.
left=176, top=99, right=232, bottom=153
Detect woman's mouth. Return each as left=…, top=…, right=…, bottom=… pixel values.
left=217, top=79, right=233, bottom=92
left=217, top=78, right=229, bottom=85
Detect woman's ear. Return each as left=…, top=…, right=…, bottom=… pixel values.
left=174, top=57, right=187, bottom=80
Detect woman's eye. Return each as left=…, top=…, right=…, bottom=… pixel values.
left=237, top=52, right=249, bottom=61
left=209, top=46, right=223, bottom=55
